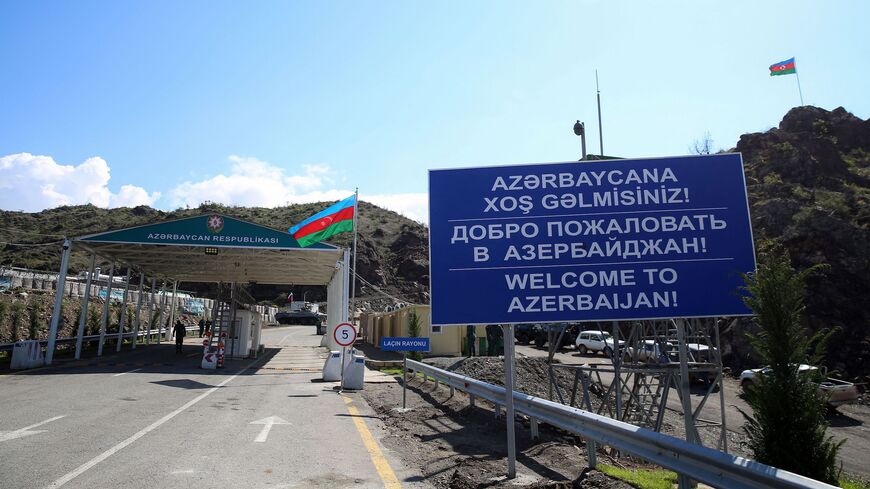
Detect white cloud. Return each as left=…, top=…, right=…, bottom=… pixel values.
left=171, top=155, right=430, bottom=223
left=110, top=185, right=162, bottom=208
left=364, top=193, right=429, bottom=224
left=169, top=155, right=350, bottom=209
left=0, top=152, right=429, bottom=225
left=0, top=153, right=159, bottom=211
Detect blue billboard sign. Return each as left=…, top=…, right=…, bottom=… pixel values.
left=429, top=154, right=756, bottom=325
left=380, top=337, right=431, bottom=352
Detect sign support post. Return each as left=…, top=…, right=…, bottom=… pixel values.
left=402, top=352, right=407, bottom=410
left=339, top=346, right=346, bottom=392
left=333, top=322, right=357, bottom=393
left=503, top=324, right=516, bottom=479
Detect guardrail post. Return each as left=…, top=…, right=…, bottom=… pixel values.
left=469, top=394, right=475, bottom=408
left=530, top=418, right=539, bottom=440
left=74, top=253, right=96, bottom=360
left=45, top=240, right=72, bottom=365
left=587, top=439, right=597, bottom=469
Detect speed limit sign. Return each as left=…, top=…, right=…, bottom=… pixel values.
left=333, top=322, right=357, bottom=347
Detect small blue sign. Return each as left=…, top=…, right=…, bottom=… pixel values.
left=429, top=154, right=757, bottom=325
left=380, top=337, right=431, bottom=352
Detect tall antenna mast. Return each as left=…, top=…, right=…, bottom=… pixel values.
left=596, top=69, right=604, bottom=156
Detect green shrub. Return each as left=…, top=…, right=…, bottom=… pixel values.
left=740, top=249, right=842, bottom=484
left=0, top=301, right=8, bottom=338
left=407, top=310, right=423, bottom=361
left=11, top=302, right=24, bottom=341
left=88, top=305, right=100, bottom=335
left=28, top=302, right=41, bottom=338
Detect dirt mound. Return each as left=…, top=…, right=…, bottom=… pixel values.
left=361, top=376, right=633, bottom=489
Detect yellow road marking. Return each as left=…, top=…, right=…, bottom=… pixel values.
left=341, top=395, right=402, bottom=489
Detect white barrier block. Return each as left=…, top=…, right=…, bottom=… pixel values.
left=343, top=355, right=366, bottom=390
left=11, top=340, right=44, bottom=369
left=322, top=351, right=342, bottom=381
left=201, top=352, right=218, bottom=370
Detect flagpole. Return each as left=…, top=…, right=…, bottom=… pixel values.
left=795, top=58, right=805, bottom=106
left=350, top=188, right=359, bottom=328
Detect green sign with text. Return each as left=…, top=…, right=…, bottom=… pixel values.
left=78, top=214, right=336, bottom=250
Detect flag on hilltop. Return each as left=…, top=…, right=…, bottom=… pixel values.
left=769, top=57, right=796, bottom=76
left=289, top=194, right=356, bottom=247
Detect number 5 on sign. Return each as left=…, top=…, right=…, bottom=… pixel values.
left=333, top=323, right=356, bottom=347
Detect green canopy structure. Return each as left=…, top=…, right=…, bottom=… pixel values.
left=44, top=214, right=350, bottom=364
left=74, top=214, right=343, bottom=284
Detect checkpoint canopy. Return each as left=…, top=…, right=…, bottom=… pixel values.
left=75, top=214, right=343, bottom=284
left=71, top=214, right=351, bottom=349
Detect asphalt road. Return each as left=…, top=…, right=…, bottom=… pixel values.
left=0, top=326, right=423, bottom=489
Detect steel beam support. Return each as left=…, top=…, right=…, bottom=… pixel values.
left=74, top=253, right=96, bottom=359
left=97, top=264, right=115, bottom=356
left=45, top=240, right=72, bottom=365
left=115, top=268, right=132, bottom=352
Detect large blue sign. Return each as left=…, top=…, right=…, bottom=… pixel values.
left=380, top=337, right=431, bottom=352
left=429, top=154, right=756, bottom=325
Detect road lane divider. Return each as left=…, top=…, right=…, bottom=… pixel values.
left=112, top=368, right=142, bottom=377
left=46, top=359, right=259, bottom=489
left=340, top=395, right=401, bottom=489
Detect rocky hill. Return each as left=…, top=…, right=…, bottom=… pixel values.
left=0, top=201, right=430, bottom=307
left=731, top=106, right=870, bottom=378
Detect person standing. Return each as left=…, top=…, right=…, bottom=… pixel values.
left=485, top=324, right=502, bottom=356
left=173, top=319, right=186, bottom=354
left=198, top=318, right=205, bottom=338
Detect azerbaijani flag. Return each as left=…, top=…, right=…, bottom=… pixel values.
left=289, top=194, right=356, bottom=247
left=769, top=57, right=796, bottom=76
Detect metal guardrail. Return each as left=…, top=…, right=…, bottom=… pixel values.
left=0, top=326, right=200, bottom=352
left=405, top=359, right=834, bottom=489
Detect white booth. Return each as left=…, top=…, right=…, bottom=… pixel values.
left=229, top=309, right=263, bottom=358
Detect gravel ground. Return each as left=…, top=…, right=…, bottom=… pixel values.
left=361, top=374, right=637, bottom=489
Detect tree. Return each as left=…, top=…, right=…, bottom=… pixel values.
left=28, top=302, right=41, bottom=338
left=10, top=302, right=24, bottom=341
left=690, top=131, right=715, bottom=155
left=740, top=249, right=842, bottom=484
left=0, top=301, right=8, bottom=340
left=406, top=310, right=423, bottom=361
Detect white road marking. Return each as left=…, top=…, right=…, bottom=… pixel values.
left=278, top=333, right=293, bottom=346
left=250, top=416, right=291, bottom=442
left=0, top=415, right=65, bottom=442
left=113, top=368, right=142, bottom=377
left=46, top=362, right=256, bottom=489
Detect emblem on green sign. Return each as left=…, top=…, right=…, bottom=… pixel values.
left=207, top=215, right=224, bottom=234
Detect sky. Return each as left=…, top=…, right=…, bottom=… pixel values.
left=1, top=1, right=868, bottom=223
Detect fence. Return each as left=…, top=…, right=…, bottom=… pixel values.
left=404, top=359, right=834, bottom=489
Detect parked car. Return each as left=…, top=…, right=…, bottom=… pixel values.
left=625, top=339, right=676, bottom=364
left=533, top=323, right=580, bottom=349
left=575, top=330, right=625, bottom=357
left=739, top=364, right=859, bottom=407
left=514, top=324, right=536, bottom=345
